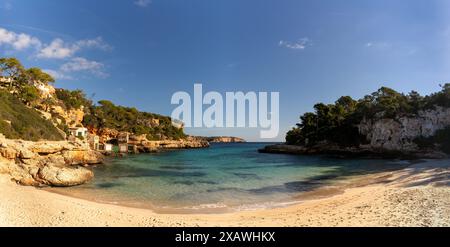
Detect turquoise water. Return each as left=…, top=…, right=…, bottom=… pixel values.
left=55, top=143, right=410, bottom=213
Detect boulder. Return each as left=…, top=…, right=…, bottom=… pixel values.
left=37, top=165, right=94, bottom=187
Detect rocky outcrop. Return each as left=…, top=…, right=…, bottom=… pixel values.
left=37, top=165, right=94, bottom=187
left=261, top=107, right=450, bottom=159
left=358, top=106, right=450, bottom=151
left=0, top=134, right=103, bottom=187
left=202, top=136, right=246, bottom=143
left=258, top=144, right=447, bottom=159
left=89, top=127, right=120, bottom=143
left=131, top=136, right=210, bottom=152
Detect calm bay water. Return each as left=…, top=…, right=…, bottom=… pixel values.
left=53, top=143, right=411, bottom=213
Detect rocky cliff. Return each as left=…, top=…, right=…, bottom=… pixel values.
left=0, top=134, right=103, bottom=187
left=261, top=106, right=450, bottom=159
left=203, top=136, right=246, bottom=143
left=358, top=106, right=450, bottom=151
left=129, top=135, right=210, bottom=152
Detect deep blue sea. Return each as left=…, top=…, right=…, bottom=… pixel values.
left=53, top=143, right=411, bottom=213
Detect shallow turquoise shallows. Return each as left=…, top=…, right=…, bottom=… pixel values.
left=55, top=143, right=409, bottom=213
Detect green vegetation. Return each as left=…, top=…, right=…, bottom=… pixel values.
left=414, top=127, right=450, bottom=154
left=0, top=57, right=188, bottom=141
left=55, top=88, right=92, bottom=110
left=0, top=90, right=64, bottom=141
left=1, top=57, right=55, bottom=106
left=83, top=100, right=186, bottom=140
left=286, top=85, right=450, bottom=148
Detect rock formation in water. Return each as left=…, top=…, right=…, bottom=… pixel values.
left=202, top=136, right=246, bottom=143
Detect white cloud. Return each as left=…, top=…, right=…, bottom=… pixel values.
left=0, top=26, right=111, bottom=80
left=60, top=57, right=109, bottom=78
left=75, top=37, right=112, bottom=51
left=134, top=0, right=152, bottom=7
left=37, top=37, right=111, bottom=59
left=37, top=38, right=76, bottom=59
left=279, top=38, right=310, bottom=50
left=0, top=27, right=41, bottom=50
left=43, top=69, right=73, bottom=80
left=1, top=27, right=111, bottom=59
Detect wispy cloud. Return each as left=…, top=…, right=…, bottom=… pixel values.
left=0, top=27, right=42, bottom=50
left=1, top=27, right=111, bottom=58
left=43, top=69, right=73, bottom=80
left=279, top=38, right=311, bottom=50
left=0, top=26, right=111, bottom=80
left=134, top=0, right=152, bottom=8
left=365, top=41, right=391, bottom=49
left=60, top=57, right=109, bottom=78
left=37, top=39, right=76, bottom=59
left=37, top=37, right=111, bottom=59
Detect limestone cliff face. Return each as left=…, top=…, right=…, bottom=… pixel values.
left=34, top=83, right=86, bottom=131
left=88, top=127, right=120, bottom=143
left=0, top=134, right=103, bottom=187
left=358, top=106, right=450, bottom=151
left=50, top=106, right=85, bottom=127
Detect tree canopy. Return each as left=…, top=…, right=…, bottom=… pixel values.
left=286, top=84, right=450, bottom=147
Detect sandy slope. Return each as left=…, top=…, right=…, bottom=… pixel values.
left=0, top=160, right=449, bottom=227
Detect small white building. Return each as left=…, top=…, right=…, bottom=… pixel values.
left=69, top=127, right=88, bottom=138
left=99, top=143, right=113, bottom=152
left=119, top=143, right=128, bottom=153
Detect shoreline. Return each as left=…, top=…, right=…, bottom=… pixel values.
left=259, top=144, right=449, bottom=160
left=41, top=150, right=414, bottom=215
left=1, top=159, right=449, bottom=226
left=42, top=176, right=348, bottom=215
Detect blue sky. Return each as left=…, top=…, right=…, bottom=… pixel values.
left=1, top=0, right=449, bottom=141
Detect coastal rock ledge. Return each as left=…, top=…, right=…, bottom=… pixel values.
left=259, top=144, right=448, bottom=159
left=0, top=134, right=103, bottom=187
left=261, top=106, right=450, bottom=159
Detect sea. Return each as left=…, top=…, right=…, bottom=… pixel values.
left=48, top=143, right=412, bottom=213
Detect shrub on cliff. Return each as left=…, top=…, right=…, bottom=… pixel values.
left=0, top=90, right=64, bottom=141
left=414, top=127, right=450, bottom=154
left=1, top=57, right=55, bottom=106
left=1, top=57, right=187, bottom=141
left=83, top=100, right=186, bottom=140
left=55, top=88, right=92, bottom=110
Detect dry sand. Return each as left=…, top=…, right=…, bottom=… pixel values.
left=1, top=159, right=449, bottom=227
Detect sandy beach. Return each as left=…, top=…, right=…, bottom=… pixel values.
left=1, top=159, right=449, bottom=227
